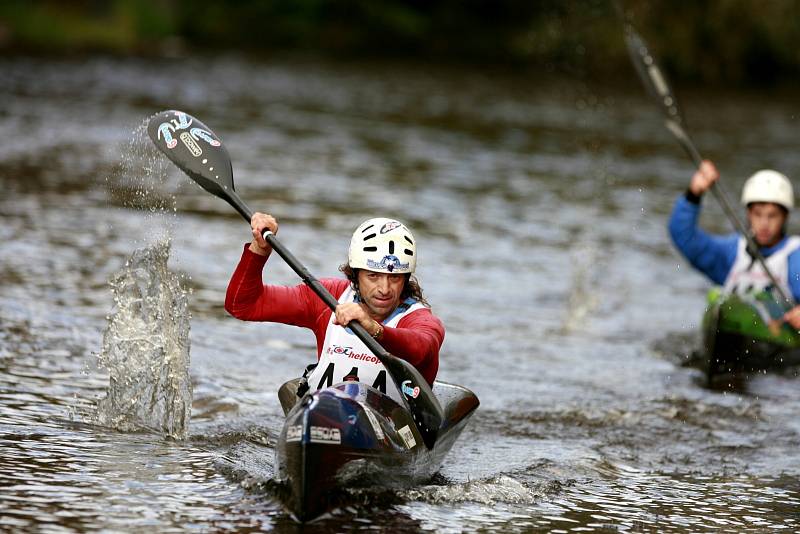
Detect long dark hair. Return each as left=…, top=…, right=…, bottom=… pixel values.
left=339, top=263, right=430, bottom=308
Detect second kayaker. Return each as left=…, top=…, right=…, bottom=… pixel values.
left=224, top=213, right=443, bottom=403
left=668, top=159, right=800, bottom=328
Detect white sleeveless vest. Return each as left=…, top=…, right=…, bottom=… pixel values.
left=723, top=235, right=800, bottom=303
left=305, top=287, right=426, bottom=404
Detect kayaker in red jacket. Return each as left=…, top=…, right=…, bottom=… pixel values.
left=225, top=213, right=443, bottom=402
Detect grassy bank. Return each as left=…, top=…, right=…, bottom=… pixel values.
left=1, top=0, right=798, bottom=86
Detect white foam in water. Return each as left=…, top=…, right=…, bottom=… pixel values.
left=94, top=234, right=192, bottom=439
left=402, top=475, right=541, bottom=505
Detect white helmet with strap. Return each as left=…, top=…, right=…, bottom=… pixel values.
left=741, top=169, right=794, bottom=210
left=348, top=218, right=416, bottom=274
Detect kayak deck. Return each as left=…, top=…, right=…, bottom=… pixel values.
left=274, top=379, right=479, bottom=521
left=702, top=290, right=800, bottom=383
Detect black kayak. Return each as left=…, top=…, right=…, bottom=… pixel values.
left=274, top=378, right=479, bottom=522
left=702, top=289, right=800, bottom=384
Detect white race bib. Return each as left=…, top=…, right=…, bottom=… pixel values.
left=723, top=235, right=800, bottom=302
left=305, top=287, right=424, bottom=403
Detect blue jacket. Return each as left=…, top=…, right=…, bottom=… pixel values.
left=668, top=194, right=800, bottom=301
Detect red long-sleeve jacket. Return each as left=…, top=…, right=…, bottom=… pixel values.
left=224, top=245, right=443, bottom=384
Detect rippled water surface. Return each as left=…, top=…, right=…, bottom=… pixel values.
left=1, top=55, right=800, bottom=532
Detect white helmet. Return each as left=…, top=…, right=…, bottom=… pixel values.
left=741, top=169, right=794, bottom=210
left=348, top=218, right=416, bottom=274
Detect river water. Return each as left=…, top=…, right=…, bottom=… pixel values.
left=1, top=55, right=799, bottom=532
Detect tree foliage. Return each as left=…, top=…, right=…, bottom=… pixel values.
left=1, top=0, right=798, bottom=86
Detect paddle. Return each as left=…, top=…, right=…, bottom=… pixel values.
left=621, top=22, right=791, bottom=304
left=146, top=110, right=443, bottom=449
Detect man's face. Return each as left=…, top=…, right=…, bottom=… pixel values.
left=747, top=202, right=787, bottom=247
left=357, top=270, right=406, bottom=320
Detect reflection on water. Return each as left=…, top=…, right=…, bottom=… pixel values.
left=1, top=54, right=799, bottom=531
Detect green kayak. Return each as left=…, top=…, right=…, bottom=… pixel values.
left=701, top=288, right=800, bottom=382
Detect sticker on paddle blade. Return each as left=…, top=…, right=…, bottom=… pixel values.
left=151, top=111, right=220, bottom=154
left=398, top=425, right=417, bottom=449
left=146, top=110, right=235, bottom=199
left=401, top=379, right=420, bottom=399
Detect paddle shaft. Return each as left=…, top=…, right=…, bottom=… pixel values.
left=670, top=113, right=789, bottom=307
left=668, top=120, right=761, bottom=254
left=626, top=24, right=790, bottom=304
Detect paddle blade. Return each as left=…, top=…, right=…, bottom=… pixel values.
left=147, top=110, right=235, bottom=200
left=381, top=354, right=443, bottom=449
left=623, top=25, right=685, bottom=127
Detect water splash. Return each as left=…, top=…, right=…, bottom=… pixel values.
left=107, top=119, right=177, bottom=216
left=95, top=238, right=192, bottom=439
left=561, top=238, right=600, bottom=334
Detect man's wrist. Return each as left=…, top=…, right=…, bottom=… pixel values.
left=371, top=321, right=384, bottom=340
left=685, top=188, right=702, bottom=204
left=248, top=241, right=269, bottom=256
